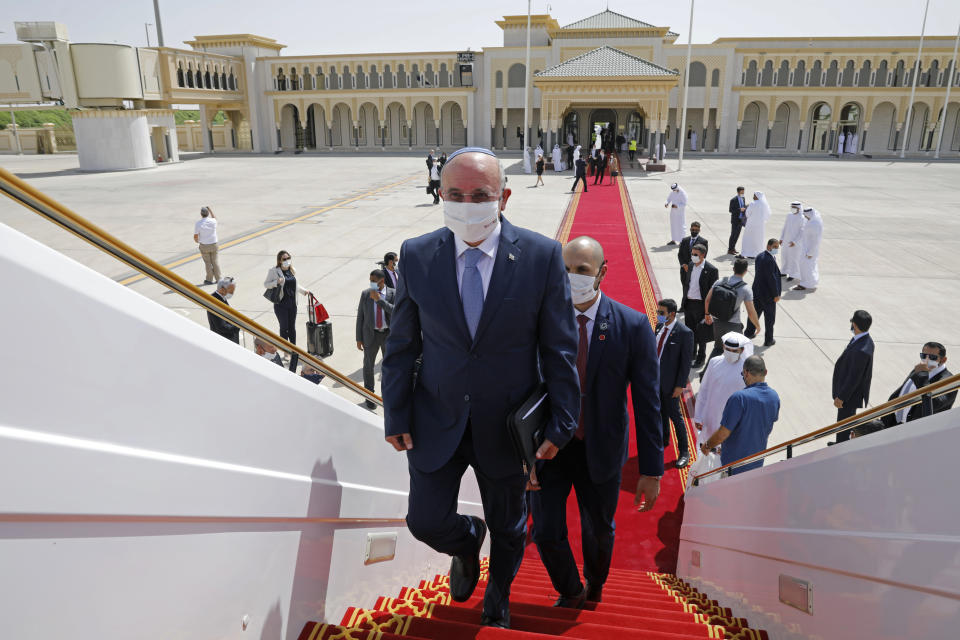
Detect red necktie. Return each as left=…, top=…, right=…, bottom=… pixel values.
left=375, top=296, right=383, bottom=329
left=574, top=314, right=589, bottom=440
left=657, top=326, right=669, bottom=358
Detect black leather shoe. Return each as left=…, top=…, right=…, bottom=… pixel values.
left=480, top=611, right=510, bottom=628
left=676, top=453, right=690, bottom=469
left=585, top=582, right=603, bottom=603
left=553, top=585, right=586, bottom=609
left=764, top=339, right=776, bottom=346
left=449, top=516, right=487, bottom=602
left=786, top=277, right=795, bottom=282
left=693, top=357, right=705, bottom=368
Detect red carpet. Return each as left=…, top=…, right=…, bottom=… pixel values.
left=532, top=170, right=699, bottom=575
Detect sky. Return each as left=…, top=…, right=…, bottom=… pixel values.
left=1, top=0, right=959, bottom=55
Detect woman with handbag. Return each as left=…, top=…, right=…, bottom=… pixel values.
left=264, top=250, right=309, bottom=345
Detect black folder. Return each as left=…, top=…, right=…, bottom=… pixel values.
left=507, top=383, right=549, bottom=476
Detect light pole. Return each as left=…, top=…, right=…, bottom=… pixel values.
left=522, top=0, right=532, bottom=173
left=677, top=0, right=695, bottom=171
left=145, top=23, right=153, bottom=47
left=900, top=0, right=929, bottom=159
left=153, top=0, right=165, bottom=47
left=934, top=20, right=960, bottom=159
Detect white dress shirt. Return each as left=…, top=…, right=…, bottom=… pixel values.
left=655, top=317, right=677, bottom=360
left=372, top=285, right=389, bottom=330
left=573, top=291, right=602, bottom=357
left=455, top=221, right=501, bottom=299
left=194, top=217, right=218, bottom=244
left=688, top=262, right=705, bottom=300
left=895, top=363, right=946, bottom=424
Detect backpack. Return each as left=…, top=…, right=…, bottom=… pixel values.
left=711, top=278, right=745, bottom=321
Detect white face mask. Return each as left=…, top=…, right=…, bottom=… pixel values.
left=691, top=255, right=702, bottom=265
left=444, top=199, right=500, bottom=244
left=791, top=208, right=800, bottom=214
left=281, top=260, right=291, bottom=269
left=568, top=272, right=599, bottom=305
left=369, top=281, right=379, bottom=291
left=770, top=248, right=779, bottom=256
left=222, top=292, right=233, bottom=300
left=920, top=356, right=938, bottom=369
left=723, top=350, right=742, bottom=364
left=260, top=350, right=277, bottom=361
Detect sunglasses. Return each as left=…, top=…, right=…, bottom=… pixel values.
left=920, top=353, right=941, bottom=361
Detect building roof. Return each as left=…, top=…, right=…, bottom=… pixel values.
left=535, top=46, right=678, bottom=78
left=561, top=10, right=657, bottom=31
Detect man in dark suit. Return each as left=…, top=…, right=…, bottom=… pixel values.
left=728, top=186, right=747, bottom=255
left=882, top=341, right=956, bottom=427
left=571, top=156, right=588, bottom=193
left=356, top=269, right=395, bottom=409
left=832, top=310, right=875, bottom=442
left=532, top=236, right=662, bottom=608
left=678, top=222, right=707, bottom=300
left=745, top=239, right=781, bottom=346
left=682, top=244, right=719, bottom=367
left=593, top=150, right=608, bottom=185
left=382, top=148, right=580, bottom=629
left=207, top=276, right=240, bottom=343
left=425, top=149, right=434, bottom=180
left=655, top=298, right=693, bottom=469
left=382, top=251, right=400, bottom=290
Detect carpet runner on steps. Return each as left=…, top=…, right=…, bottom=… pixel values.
left=297, top=560, right=769, bottom=639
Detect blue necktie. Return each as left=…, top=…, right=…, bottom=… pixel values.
left=461, top=248, right=484, bottom=339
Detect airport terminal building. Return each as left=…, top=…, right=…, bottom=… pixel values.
left=2, top=9, right=959, bottom=169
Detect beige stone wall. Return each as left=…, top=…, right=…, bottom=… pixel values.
left=175, top=120, right=251, bottom=152
left=0, top=123, right=63, bottom=153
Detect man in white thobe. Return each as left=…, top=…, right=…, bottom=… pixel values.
left=690, top=130, right=698, bottom=151
left=846, top=132, right=858, bottom=154
left=664, top=183, right=688, bottom=245
left=837, top=132, right=846, bottom=155
left=693, top=332, right=754, bottom=447
left=551, top=144, right=563, bottom=172
left=779, top=201, right=806, bottom=282
left=794, top=207, right=823, bottom=291
left=572, top=145, right=581, bottom=165
left=566, top=132, right=574, bottom=147
left=660, top=141, right=667, bottom=161
left=741, top=191, right=771, bottom=259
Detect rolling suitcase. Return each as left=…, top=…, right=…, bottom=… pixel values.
left=306, top=293, right=334, bottom=358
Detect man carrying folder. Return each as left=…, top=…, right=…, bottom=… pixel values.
left=382, top=148, right=580, bottom=629
left=531, top=236, right=663, bottom=608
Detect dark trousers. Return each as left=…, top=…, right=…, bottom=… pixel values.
left=683, top=298, right=707, bottom=360
left=660, top=391, right=689, bottom=455
left=429, top=179, right=441, bottom=203
left=745, top=298, right=776, bottom=342
left=406, top=425, right=527, bottom=620
left=572, top=175, right=588, bottom=192
left=836, top=405, right=857, bottom=442
left=362, top=329, right=389, bottom=393
left=274, top=298, right=297, bottom=345
left=628, top=150, right=635, bottom=161
left=728, top=220, right=742, bottom=253
left=531, top=439, right=620, bottom=596
left=593, top=166, right=606, bottom=184
left=708, top=319, right=744, bottom=361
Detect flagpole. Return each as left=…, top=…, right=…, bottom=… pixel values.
left=522, top=0, right=533, bottom=174
left=677, top=0, right=695, bottom=171
left=900, top=0, right=930, bottom=159
left=934, top=20, right=960, bottom=159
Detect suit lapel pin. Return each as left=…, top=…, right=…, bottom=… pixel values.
left=599, top=334, right=606, bottom=341
left=508, top=253, right=516, bottom=261
left=599, top=322, right=608, bottom=331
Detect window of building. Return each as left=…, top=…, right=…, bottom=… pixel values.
left=711, top=68, right=720, bottom=87
left=507, top=63, right=526, bottom=87
left=688, top=62, right=706, bottom=87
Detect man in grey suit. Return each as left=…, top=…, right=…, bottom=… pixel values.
left=357, top=269, right=395, bottom=408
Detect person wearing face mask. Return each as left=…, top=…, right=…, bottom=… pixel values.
left=682, top=244, right=719, bottom=367
left=356, top=269, right=396, bottom=409
left=779, top=201, right=806, bottom=282
left=694, top=333, right=754, bottom=448
left=654, top=299, right=692, bottom=469
left=253, top=337, right=284, bottom=366
left=381, top=147, right=580, bottom=630
left=831, top=310, right=875, bottom=442
left=745, top=239, right=781, bottom=346
left=700, top=355, right=779, bottom=476
left=882, top=342, right=956, bottom=427
left=264, top=250, right=309, bottom=346
left=678, top=222, right=708, bottom=300
left=727, top=187, right=746, bottom=255
left=530, top=237, right=662, bottom=609
left=704, top=258, right=761, bottom=362
left=793, top=207, right=823, bottom=291
left=664, top=183, right=687, bottom=245
left=207, top=276, right=239, bottom=343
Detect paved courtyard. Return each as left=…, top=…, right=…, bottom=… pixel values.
left=2, top=152, right=958, bottom=456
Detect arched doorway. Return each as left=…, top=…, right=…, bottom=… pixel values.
left=588, top=109, right=617, bottom=150
left=739, top=101, right=766, bottom=149
left=626, top=111, right=644, bottom=145
left=808, top=102, right=832, bottom=152
left=562, top=111, right=579, bottom=146
left=838, top=102, right=862, bottom=153
left=279, top=104, right=302, bottom=150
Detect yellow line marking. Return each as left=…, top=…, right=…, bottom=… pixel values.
left=118, top=174, right=417, bottom=286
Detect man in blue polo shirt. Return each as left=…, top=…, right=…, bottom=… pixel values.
left=700, top=355, right=779, bottom=475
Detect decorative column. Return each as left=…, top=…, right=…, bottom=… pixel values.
left=199, top=104, right=213, bottom=153
left=735, top=121, right=742, bottom=151
left=797, top=123, right=805, bottom=152
left=380, top=119, right=386, bottom=150
left=408, top=119, right=413, bottom=150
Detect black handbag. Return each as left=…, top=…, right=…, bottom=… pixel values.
left=507, top=383, right=549, bottom=476
left=263, top=285, right=283, bottom=304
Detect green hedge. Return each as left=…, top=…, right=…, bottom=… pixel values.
left=0, top=109, right=227, bottom=129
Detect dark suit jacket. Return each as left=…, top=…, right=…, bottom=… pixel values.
left=752, top=250, right=782, bottom=301
left=682, top=260, right=719, bottom=301
left=832, top=334, right=875, bottom=407
left=382, top=217, right=581, bottom=479
left=729, top=194, right=746, bottom=224
left=207, top=291, right=240, bottom=343
left=356, top=287, right=395, bottom=344
left=575, top=158, right=587, bottom=176
left=658, top=321, right=694, bottom=395
left=384, top=268, right=400, bottom=290
left=885, top=367, right=957, bottom=424
left=678, top=234, right=708, bottom=266
left=579, top=295, right=663, bottom=481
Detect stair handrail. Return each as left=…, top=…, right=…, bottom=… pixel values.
left=693, top=370, right=960, bottom=484
left=0, top=166, right=383, bottom=407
